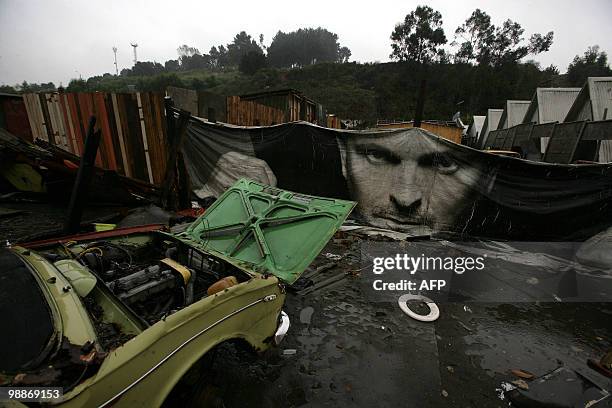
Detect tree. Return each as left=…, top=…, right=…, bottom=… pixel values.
left=567, top=46, right=612, bottom=86
left=19, top=81, right=56, bottom=93
left=390, top=5, right=447, bottom=63
left=226, top=31, right=263, bottom=66
left=0, top=84, right=17, bottom=93
left=452, top=9, right=493, bottom=63
left=177, top=45, right=200, bottom=58
left=181, top=54, right=212, bottom=71
left=137, top=73, right=184, bottom=92
left=164, top=59, right=180, bottom=72
left=239, top=51, right=267, bottom=75
left=129, top=61, right=165, bottom=76
left=267, top=27, right=351, bottom=68
left=66, top=79, right=87, bottom=92
left=453, top=9, right=553, bottom=66
left=209, top=45, right=229, bottom=69
left=338, top=46, right=351, bottom=63
left=176, top=45, right=211, bottom=71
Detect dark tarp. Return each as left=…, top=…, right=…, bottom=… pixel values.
left=182, top=118, right=612, bottom=241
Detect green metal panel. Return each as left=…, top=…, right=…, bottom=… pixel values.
left=179, top=178, right=355, bottom=284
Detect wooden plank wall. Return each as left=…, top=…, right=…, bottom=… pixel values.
left=226, top=96, right=285, bottom=126
left=376, top=122, right=463, bottom=144
left=21, top=92, right=167, bottom=185
left=326, top=115, right=341, bottom=129
left=0, top=96, right=33, bottom=142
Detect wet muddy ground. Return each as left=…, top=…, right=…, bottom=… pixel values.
left=0, top=202, right=122, bottom=243
left=2, top=211, right=610, bottom=407
left=205, top=238, right=612, bottom=408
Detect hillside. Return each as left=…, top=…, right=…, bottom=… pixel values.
left=64, top=61, right=563, bottom=124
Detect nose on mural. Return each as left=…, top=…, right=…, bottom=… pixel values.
left=390, top=187, right=423, bottom=213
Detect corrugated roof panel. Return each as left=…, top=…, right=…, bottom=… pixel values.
left=504, top=100, right=531, bottom=129
left=589, top=77, right=612, bottom=120
left=537, top=88, right=580, bottom=123
left=479, top=109, right=503, bottom=148
left=468, top=115, right=485, bottom=139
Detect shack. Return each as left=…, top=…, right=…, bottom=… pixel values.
left=166, top=87, right=227, bottom=122
left=521, top=88, right=580, bottom=153
left=236, top=88, right=324, bottom=125
left=478, top=108, right=503, bottom=148
left=463, top=115, right=485, bottom=147
left=564, top=77, right=612, bottom=162
left=497, top=100, right=531, bottom=129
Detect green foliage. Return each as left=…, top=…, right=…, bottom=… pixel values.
left=239, top=51, right=267, bottom=75
left=226, top=31, right=264, bottom=66
left=129, top=61, right=165, bottom=76
left=267, top=28, right=351, bottom=68
left=136, top=73, right=184, bottom=92
left=567, top=45, right=612, bottom=86
left=19, top=81, right=56, bottom=93
left=165, top=59, right=180, bottom=72
left=52, top=59, right=562, bottom=124
left=0, top=85, right=17, bottom=93
left=390, top=6, right=447, bottom=63
left=66, top=79, right=88, bottom=92
left=452, top=8, right=553, bottom=66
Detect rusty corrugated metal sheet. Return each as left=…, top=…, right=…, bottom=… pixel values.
left=18, top=91, right=168, bottom=185
left=111, top=93, right=131, bottom=177
left=23, top=93, right=49, bottom=141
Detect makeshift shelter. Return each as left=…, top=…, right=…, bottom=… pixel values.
left=463, top=116, right=485, bottom=147
left=237, top=89, right=324, bottom=125
left=521, top=88, right=580, bottom=153
left=478, top=109, right=503, bottom=148
left=497, top=100, right=531, bottom=129
left=564, top=77, right=612, bottom=162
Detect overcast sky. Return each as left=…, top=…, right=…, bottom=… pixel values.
left=1, top=0, right=611, bottom=87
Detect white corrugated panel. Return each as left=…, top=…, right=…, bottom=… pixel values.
left=589, top=78, right=612, bottom=162
left=469, top=115, right=485, bottom=139
left=506, top=100, right=531, bottom=128
left=537, top=88, right=580, bottom=123
left=480, top=109, right=503, bottom=148
left=589, top=78, right=612, bottom=120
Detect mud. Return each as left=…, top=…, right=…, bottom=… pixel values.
left=203, top=237, right=612, bottom=407
left=0, top=202, right=122, bottom=243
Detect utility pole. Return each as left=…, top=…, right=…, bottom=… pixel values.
left=112, top=46, right=118, bottom=75
left=130, top=43, right=138, bottom=66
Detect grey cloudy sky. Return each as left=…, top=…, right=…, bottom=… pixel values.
left=1, top=0, right=611, bottom=86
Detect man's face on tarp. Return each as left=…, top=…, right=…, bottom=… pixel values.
left=341, top=130, right=482, bottom=231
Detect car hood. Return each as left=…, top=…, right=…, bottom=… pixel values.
left=176, top=178, right=355, bottom=284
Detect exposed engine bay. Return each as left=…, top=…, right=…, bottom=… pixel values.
left=40, top=232, right=250, bottom=327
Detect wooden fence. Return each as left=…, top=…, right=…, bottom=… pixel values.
left=226, top=96, right=285, bottom=126
left=376, top=121, right=463, bottom=144
left=22, top=92, right=168, bottom=184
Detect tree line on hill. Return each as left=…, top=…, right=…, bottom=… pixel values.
left=1, top=5, right=611, bottom=124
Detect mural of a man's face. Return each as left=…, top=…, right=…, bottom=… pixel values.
left=340, top=130, right=482, bottom=232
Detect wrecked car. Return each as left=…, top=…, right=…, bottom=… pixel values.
left=0, top=178, right=355, bottom=407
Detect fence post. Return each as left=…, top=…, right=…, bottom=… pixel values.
left=64, top=116, right=101, bottom=233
